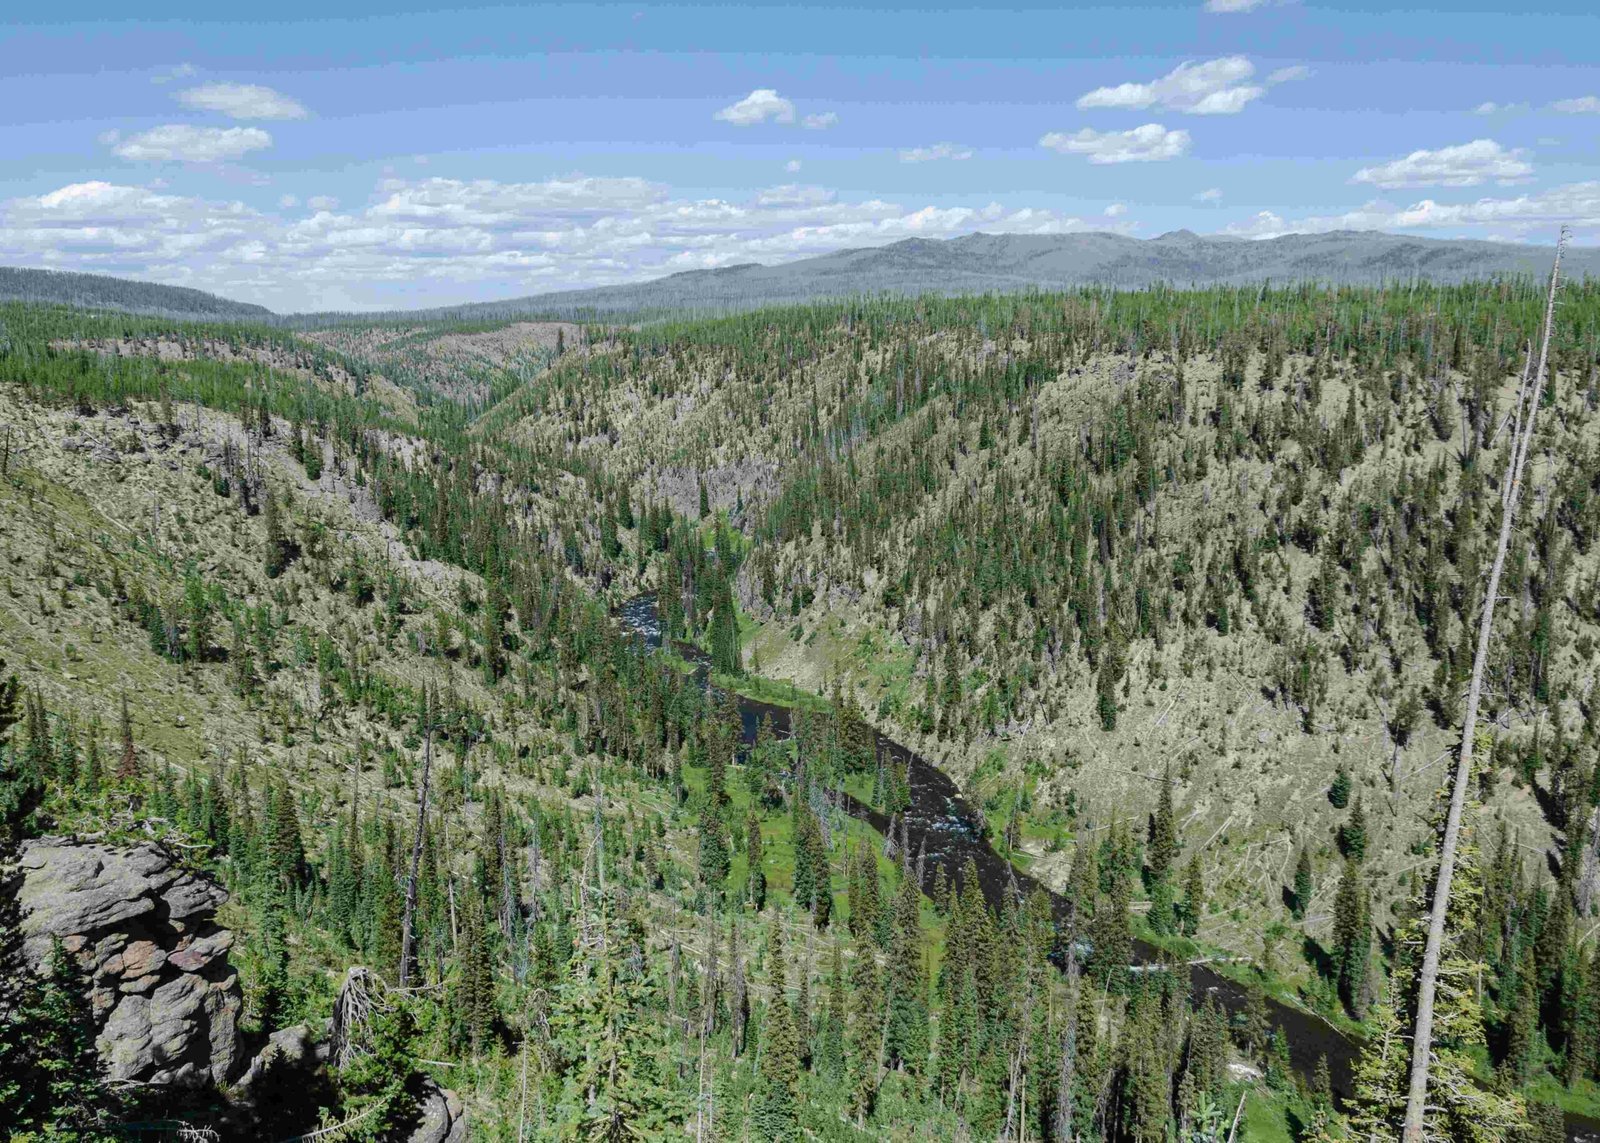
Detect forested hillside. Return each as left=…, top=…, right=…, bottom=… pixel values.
left=0, top=267, right=275, bottom=320
left=3, top=273, right=1600, bottom=1141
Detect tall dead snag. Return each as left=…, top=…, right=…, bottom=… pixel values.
left=1401, top=232, right=1566, bottom=1141
left=398, top=682, right=436, bottom=988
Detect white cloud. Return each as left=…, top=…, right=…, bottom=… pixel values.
left=151, top=63, right=196, bottom=85
left=1104, top=203, right=1127, bottom=217
left=1220, top=182, right=1600, bottom=240
left=1204, top=0, right=1268, bottom=11
left=784, top=159, right=802, bottom=173
left=1552, top=95, right=1600, bottom=114
left=176, top=82, right=308, bottom=120
left=1040, top=124, right=1191, bottom=164
left=1474, top=101, right=1528, bottom=115
left=110, top=125, right=273, bottom=163
left=899, top=142, right=973, bottom=163
left=802, top=112, right=838, bottom=130
left=714, top=89, right=796, bottom=126
left=278, top=194, right=299, bottom=209
left=1352, top=139, right=1533, bottom=189
left=307, top=195, right=340, bottom=210
left=1196, top=187, right=1223, bottom=203
left=0, top=174, right=1105, bottom=308
left=1077, top=56, right=1265, bottom=115
left=1266, top=65, right=1310, bottom=84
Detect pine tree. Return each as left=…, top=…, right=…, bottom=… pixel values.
left=116, top=691, right=137, bottom=782
left=884, top=875, right=928, bottom=1072
left=451, top=892, right=495, bottom=1056
left=1096, top=636, right=1124, bottom=731
left=0, top=939, right=114, bottom=1135
left=848, top=935, right=883, bottom=1124
left=698, top=808, right=729, bottom=898
left=1180, top=855, right=1205, bottom=937
left=1331, top=855, right=1370, bottom=1015
left=1148, top=770, right=1178, bottom=881
left=1329, top=764, right=1352, bottom=809
left=745, top=811, right=767, bottom=911
left=1292, top=843, right=1314, bottom=921
left=752, top=919, right=801, bottom=1138
left=1339, top=796, right=1368, bottom=861
left=820, top=939, right=847, bottom=1081
left=1091, top=859, right=1133, bottom=993
left=1351, top=793, right=1527, bottom=1141
left=263, top=487, right=292, bottom=578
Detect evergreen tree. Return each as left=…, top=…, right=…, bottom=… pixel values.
left=884, top=875, right=928, bottom=1072
left=1148, top=770, right=1178, bottom=881
left=848, top=936, right=883, bottom=1124
left=1331, top=855, right=1370, bottom=1015
left=1292, top=843, right=1314, bottom=921
left=1180, top=855, right=1205, bottom=937
left=1329, top=765, right=1352, bottom=809
left=745, top=811, right=766, bottom=911
left=752, top=919, right=801, bottom=1138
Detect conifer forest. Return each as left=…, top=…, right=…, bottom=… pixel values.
left=5, top=252, right=1600, bottom=1143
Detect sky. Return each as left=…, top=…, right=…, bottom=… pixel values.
left=2, top=0, right=1597, bottom=311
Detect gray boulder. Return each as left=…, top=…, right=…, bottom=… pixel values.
left=12, top=837, right=244, bottom=1087
left=407, top=1078, right=468, bottom=1143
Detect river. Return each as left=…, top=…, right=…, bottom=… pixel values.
left=617, top=594, right=1599, bottom=1140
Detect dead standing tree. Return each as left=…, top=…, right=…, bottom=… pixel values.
left=1400, top=231, right=1567, bottom=1142
left=398, top=681, right=436, bottom=988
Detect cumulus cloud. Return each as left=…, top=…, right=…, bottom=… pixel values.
left=1474, top=101, right=1528, bottom=115
left=278, top=194, right=299, bottom=209
left=1040, top=124, right=1191, bottom=164
left=1552, top=96, right=1600, bottom=114
left=307, top=195, right=340, bottom=210
left=1104, top=203, right=1127, bottom=217
left=802, top=112, right=838, bottom=130
left=1351, top=139, right=1533, bottom=189
left=899, top=142, right=973, bottom=163
left=176, top=82, right=308, bottom=120
left=150, top=63, right=197, bottom=85
left=784, top=159, right=802, bottom=173
left=1220, top=182, right=1600, bottom=240
left=1077, top=57, right=1264, bottom=115
left=0, top=174, right=1106, bottom=308
left=1266, top=65, right=1310, bottom=84
left=1204, top=0, right=1268, bottom=11
left=110, top=125, right=273, bottom=163
left=1196, top=187, right=1223, bottom=203
left=714, top=89, right=796, bottom=126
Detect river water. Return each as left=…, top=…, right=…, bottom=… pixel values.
left=617, top=594, right=1599, bottom=1140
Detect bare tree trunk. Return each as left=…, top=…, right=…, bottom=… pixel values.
left=398, top=685, right=435, bottom=988
left=1401, top=233, right=1566, bottom=1141
left=1052, top=945, right=1080, bottom=1143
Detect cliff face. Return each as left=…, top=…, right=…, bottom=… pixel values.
left=13, top=838, right=243, bottom=1087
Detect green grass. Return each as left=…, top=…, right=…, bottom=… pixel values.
left=712, top=668, right=831, bottom=712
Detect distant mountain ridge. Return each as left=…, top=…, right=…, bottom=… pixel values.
left=4, top=229, right=1593, bottom=323
left=305, top=229, right=1597, bottom=322
left=0, top=266, right=273, bottom=319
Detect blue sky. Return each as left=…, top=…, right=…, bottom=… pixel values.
left=2, top=0, right=1596, bottom=310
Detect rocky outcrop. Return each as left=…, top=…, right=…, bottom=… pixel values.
left=407, top=1079, right=468, bottom=1143
left=12, top=837, right=243, bottom=1087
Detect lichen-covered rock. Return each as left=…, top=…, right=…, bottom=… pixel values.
left=405, top=1079, right=467, bottom=1143
left=12, top=837, right=244, bottom=1087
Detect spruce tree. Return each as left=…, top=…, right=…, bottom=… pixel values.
left=884, top=875, right=928, bottom=1072
left=745, top=811, right=766, bottom=911
left=1148, top=770, right=1178, bottom=881
left=1331, top=855, right=1370, bottom=1015
left=752, top=919, right=801, bottom=1138
left=1292, top=844, right=1314, bottom=921
left=848, top=935, right=883, bottom=1124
